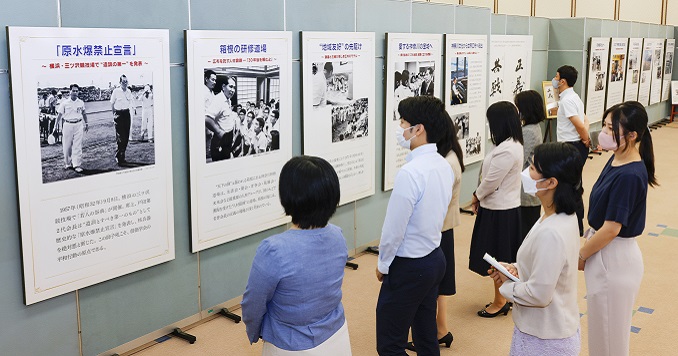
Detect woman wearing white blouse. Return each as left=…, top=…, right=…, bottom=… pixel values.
left=490, top=142, right=584, bottom=356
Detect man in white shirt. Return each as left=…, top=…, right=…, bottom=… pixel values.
left=55, top=84, right=88, bottom=173
left=553, top=65, right=589, bottom=235
left=204, top=69, right=217, bottom=158
left=312, top=62, right=332, bottom=107
left=110, top=74, right=135, bottom=165
left=205, top=75, right=239, bottom=161
left=376, top=96, right=453, bottom=356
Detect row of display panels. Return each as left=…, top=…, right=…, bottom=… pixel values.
left=585, top=37, right=675, bottom=124
left=7, top=27, right=534, bottom=304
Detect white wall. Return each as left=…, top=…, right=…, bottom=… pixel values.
left=667, top=1, right=678, bottom=26
left=576, top=0, right=615, bottom=19
left=463, top=0, right=494, bottom=10
left=497, top=0, right=532, bottom=16
left=619, top=0, right=662, bottom=23
left=535, top=0, right=571, bottom=18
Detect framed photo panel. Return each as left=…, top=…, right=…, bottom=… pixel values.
left=383, top=33, right=442, bottom=191
left=585, top=37, right=610, bottom=125
left=7, top=26, right=175, bottom=304
left=605, top=38, right=629, bottom=109
left=301, top=32, right=376, bottom=205
left=186, top=30, right=293, bottom=252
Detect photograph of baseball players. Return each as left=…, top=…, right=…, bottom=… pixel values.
left=38, top=72, right=155, bottom=184
left=452, top=112, right=470, bottom=140
left=391, top=61, right=436, bottom=120
left=311, top=61, right=353, bottom=109
left=204, top=66, right=281, bottom=163
left=449, top=56, right=468, bottom=105
left=330, top=98, right=368, bottom=143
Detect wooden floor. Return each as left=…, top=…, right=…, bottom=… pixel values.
left=127, top=121, right=678, bottom=356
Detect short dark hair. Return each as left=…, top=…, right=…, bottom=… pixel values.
left=238, top=109, right=246, bottom=115
left=514, top=90, right=546, bottom=125
left=486, top=101, right=523, bottom=145
left=204, top=69, right=216, bottom=82
left=271, top=109, right=279, bottom=119
left=216, top=76, right=236, bottom=93
left=69, top=84, right=80, bottom=90
left=279, top=156, right=340, bottom=229
left=324, top=62, right=333, bottom=72
left=401, top=69, right=410, bottom=86
left=557, top=65, right=578, bottom=87
left=426, top=67, right=434, bottom=75
left=532, top=142, right=584, bottom=215
left=254, top=116, right=264, bottom=129
left=119, top=74, right=127, bottom=83
left=397, top=96, right=449, bottom=146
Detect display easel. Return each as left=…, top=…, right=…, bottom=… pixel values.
left=542, top=81, right=559, bottom=142
left=671, top=104, right=678, bottom=123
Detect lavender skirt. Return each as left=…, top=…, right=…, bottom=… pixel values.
left=510, top=326, right=580, bottom=356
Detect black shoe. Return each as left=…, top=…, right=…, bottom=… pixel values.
left=485, top=301, right=513, bottom=308
left=477, top=302, right=511, bottom=318
left=405, top=332, right=454, bottom=352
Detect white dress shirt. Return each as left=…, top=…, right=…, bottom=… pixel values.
left=378, top=143, right=453, bottom=274
left=556, top=87, right=585, bottom=142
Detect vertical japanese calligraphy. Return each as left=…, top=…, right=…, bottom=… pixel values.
left=383, top=33, right=442, bottom=191
left=301, top=32, right=376, bottom=205
left=488, top=35, right=533, bottom=106
left=444, top=34, right=487, bottom=165
left=186, top=30, right=293, bottom=252
left=7, top=26, right=174, bottom=305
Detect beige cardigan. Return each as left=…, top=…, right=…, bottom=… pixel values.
left=499, top=212, right=580, bottom=339
left=442, top=152, right=462, bottom=231
left=476, top=139, right=523, bottom=210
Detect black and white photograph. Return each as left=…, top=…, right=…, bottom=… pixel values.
left=594, top=72, right=606, bottom=91
left=632, top=69, right=639, bottom=84
left=665, top=52, right=673, bottom=75
left=643, top=50, right=653, bottom=71
left=38, top=72, right=155, bottom=184
left=331, top=98, right=368, bottom=142
left=204, top=66, right=281, bottom=163
left=465, top=132, right=482, bottom=157
left=392, top=61, right=436, bottom=120
left=452, top=112, right=470, bottom=140
left=591, top=55, right=602, bottom=71
left=628, top=53, right=638, bottom=70
left=312, top=61, right=353, bottom=109
left=449, top=57, right=468, bottom=105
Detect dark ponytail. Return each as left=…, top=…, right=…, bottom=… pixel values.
left=638, top=127, right=657, bottom=187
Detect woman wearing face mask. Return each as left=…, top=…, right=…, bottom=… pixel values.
left=490, top=142, right=583, bottom=356
left=579, top=101, right=657, bottom=356
left=469, top=101, right=524, bottom=318
left=514, top=90, right=545, bottom=239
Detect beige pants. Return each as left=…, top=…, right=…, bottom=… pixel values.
left=262, top=321, right=351, bottom=356
left=584, top=236, right=643, bottom=356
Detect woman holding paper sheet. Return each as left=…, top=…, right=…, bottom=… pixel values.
left=490, top=142, right=583, bottom=355
left=579, top=101, right=656, bottom=356
left=468, top=101, right=523, bottom=318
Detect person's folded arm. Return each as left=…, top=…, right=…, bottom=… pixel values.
left=378, top=170, right=418, bottom=275
left=241, top=240, right=280, bottom=344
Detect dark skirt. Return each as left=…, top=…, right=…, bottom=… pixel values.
left=520, top=206, right=542, bottom=240
left=438, top=229, right=456, bottom=295
left=468, top=206, right=522, bottom=276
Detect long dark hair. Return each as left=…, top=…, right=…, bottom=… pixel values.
left=603, top=101, right=657, bottom=187
left=514, top=90, right=546, bottom=125
left=437, top=111, right=465, bottom=172
left=486, top=101, right=523, bottom=145
left=532, top=142, right=584, bottom=215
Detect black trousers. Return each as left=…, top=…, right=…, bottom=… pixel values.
left=209, top=130, right=233, bottom=161
left=376, top=247, right=445, bottom=356
left=114, top=109, right=131, bottom=162
left=566, top=140, right=589, bottom=236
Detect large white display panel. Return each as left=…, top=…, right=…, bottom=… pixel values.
left=7, top=27, right=175, bottom=304
left=186, top=30, right=292, bottom=252
left=624, top=38, right=643, bottom=102
left=637, top=38, right=655, bottom=106
left=383, top=33, right=442, bottom=191
left=444, top=34, right=487, bottom=165
left=488, top=35, right=533, bottom=105
left=649, top=38, right=665, bottom=105
left=585, top=38, right=610, bottom=125
left=605, top=38, right=629, bottom=109
left=661, top=39, right=675, bottom=102
left=301, top=32, right=376, bottom=205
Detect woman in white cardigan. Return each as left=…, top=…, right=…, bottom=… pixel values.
left=490, top=142, right=584, bottom=356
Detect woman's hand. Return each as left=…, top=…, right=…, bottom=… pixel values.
left=501, top=262, right=519, bottom=279
left=578, top=257, right=586, bottom=271
left=471, top=193, right=480, bottom=214
left=375, top=268, right=384, bottom=282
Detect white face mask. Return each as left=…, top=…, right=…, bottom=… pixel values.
left=552, top=78, right=560, bottom=89
left=395, top=125, right=416, bottom=150
left=521, top=167, right=547, bottom=197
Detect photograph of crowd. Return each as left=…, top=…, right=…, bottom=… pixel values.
left=449, top=57, right=468, bottom=105
left=465, top=132, right=482, bottom=157
left=610, top=54, right=625, bottom=82
left=203, top=66, right=281, bottom=163
left=331, top=98, right=369, bottom=142
left=452, top=112, right=470, bottom=140
left=312, top=61, right=353, bottom=109
left=37, top=71, right=155, bottom=184
left=391, top=62, right=436, bottom=120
